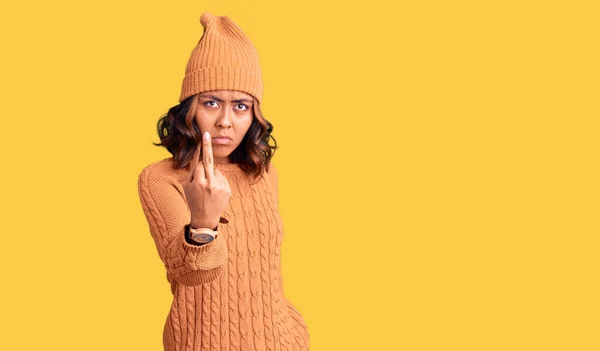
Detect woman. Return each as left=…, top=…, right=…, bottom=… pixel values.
left=137, top=12, right=310, bottom=351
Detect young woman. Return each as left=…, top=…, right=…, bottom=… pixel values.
left=137, top=12, right=310, bottom=351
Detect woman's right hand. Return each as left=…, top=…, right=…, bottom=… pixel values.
left=183, top=132, right=232, bottom=229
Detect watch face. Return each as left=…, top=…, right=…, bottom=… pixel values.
left=191, top=233, right=215, bottom=243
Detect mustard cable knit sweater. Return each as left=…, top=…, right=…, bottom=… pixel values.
left=137, top=157, right=310, bottom=351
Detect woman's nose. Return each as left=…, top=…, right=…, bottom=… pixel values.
left=217, top=108, right=232, bottom=127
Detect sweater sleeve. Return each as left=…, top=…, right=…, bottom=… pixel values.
left=137, top=163, right=227, bottom=287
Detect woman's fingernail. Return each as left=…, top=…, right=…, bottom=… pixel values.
left=203, top=132, right=210, bottom=140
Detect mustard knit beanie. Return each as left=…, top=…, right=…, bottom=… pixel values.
left=179, top=12, right=264, bottom=105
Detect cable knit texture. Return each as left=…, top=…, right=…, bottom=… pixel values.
left=137, top=157, right=310, bottom=351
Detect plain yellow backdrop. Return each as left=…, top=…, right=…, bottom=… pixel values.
left=1, top=0, right=598, bottom=350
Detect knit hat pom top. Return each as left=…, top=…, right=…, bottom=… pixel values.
left=179, top=12, right=264, bottom=105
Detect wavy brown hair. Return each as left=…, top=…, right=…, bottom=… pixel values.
left=153, top=93, right=278, bottom=182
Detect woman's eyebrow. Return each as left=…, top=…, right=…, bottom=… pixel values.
left=200, top=95, right=252, bottom=103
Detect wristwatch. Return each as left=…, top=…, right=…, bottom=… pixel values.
left=186, top=224, right=218, bottom=244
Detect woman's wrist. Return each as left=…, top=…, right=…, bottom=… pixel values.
left=190, top=219, right=218, bottom=230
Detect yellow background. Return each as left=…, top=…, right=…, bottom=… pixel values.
left=1, top=0, right=598, bottom=350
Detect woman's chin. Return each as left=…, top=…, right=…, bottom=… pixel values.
left=213, top=151, right=232, bottom=162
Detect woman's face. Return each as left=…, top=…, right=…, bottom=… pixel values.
left=194, top=90, right=254, bottom=164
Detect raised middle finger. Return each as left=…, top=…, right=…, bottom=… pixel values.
left=202, top=131, right=215, bottom=184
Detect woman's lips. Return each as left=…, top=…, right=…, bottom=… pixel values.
left=212, top=137, right=232, bottom=145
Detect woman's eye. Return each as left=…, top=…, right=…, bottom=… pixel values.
left=205, top=101, right=218, bottom=107
left=237, top=104, right=248, bottom=111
